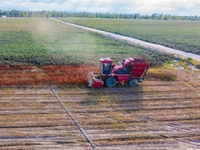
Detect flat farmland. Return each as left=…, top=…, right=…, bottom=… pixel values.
left=0, top=18, right=172, bottom=85
left=0, top=68, right=200, bottom=149
left=60, top=18, right=200, bottom=55
left=0, top=18, right=200, bottom=150
left=0, top=18, right=169, bottom=66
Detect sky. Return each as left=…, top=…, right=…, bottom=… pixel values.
left=1, top=0, right=200, bottom=16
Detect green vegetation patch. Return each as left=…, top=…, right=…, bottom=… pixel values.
left=61, top=18, right=200, bottom=55
left=0, top=18, right=172, bottom=66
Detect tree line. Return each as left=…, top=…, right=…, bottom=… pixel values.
left=0, top=10, right=200, bottom=21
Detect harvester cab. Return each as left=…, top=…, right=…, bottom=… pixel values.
left=87, top=57, right=149, bottom=88
left=100, top=58, right=112, bottom=75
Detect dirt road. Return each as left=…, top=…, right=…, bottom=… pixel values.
left=52, top=18, right=200, bottom=61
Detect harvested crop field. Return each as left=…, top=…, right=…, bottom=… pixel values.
left=0, top=69, right=200, bottom=149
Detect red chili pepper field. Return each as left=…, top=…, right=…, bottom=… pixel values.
left=0, top=65, right=99, bottom=85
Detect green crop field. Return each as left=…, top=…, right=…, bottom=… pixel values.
left=60, top=18, right=200, bottom=55
left=0, top=18, right=172, bottom=66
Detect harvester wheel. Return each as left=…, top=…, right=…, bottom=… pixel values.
left=106, top=77, right=116, bottom=88
left=129, top=79, right=137, bottom=87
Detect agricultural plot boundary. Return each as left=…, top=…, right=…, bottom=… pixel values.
left=51, top=18, right=200, bottom=61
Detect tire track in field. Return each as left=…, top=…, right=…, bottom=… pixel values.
left=50, top=86, right=97, bottom=150
left=51, top=18, right=200, bottom=61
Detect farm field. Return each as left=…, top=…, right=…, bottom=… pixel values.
left=60, top=18, right=200, bottom=55
left=0, top=18, right=174, bottom=85
left=0, top=18, right=171, bottom=67
left=0, top=68, right=200, bottom=149
left=0, top=17, right=200, bottom=149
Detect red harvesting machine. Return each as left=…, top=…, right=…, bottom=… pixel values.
left=87, top=57, right=149, bottom=88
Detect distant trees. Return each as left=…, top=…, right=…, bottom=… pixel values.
left=0, top=10, right=200, bottom=21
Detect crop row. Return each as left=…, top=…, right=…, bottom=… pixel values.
left=1, top=61, right=198, bottom=87
left=0, top=63, right=181, bottom=86
left=0, top=65, right=99, bottom=85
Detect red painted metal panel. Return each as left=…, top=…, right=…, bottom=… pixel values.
left=117, top=75, right=130, bottom=82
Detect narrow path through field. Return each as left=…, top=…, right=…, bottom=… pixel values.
left=51, top=18, right=200, bottom=61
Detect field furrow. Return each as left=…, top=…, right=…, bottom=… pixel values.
left=1, top=77, right=200, bottom=149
